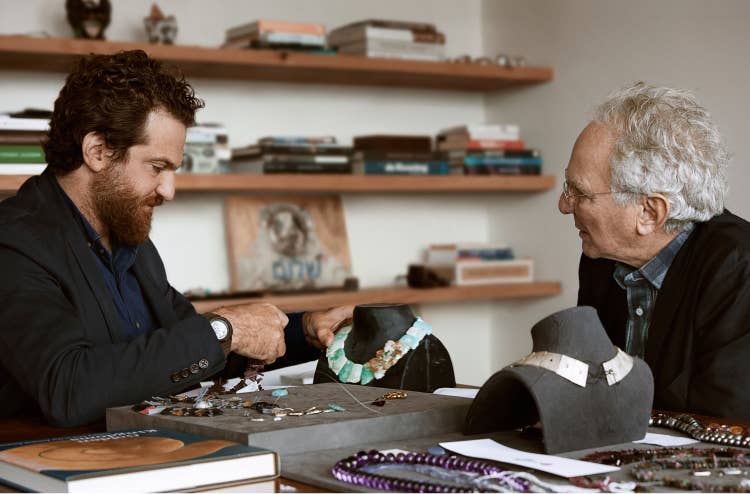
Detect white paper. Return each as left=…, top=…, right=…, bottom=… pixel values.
left=433, top=387, right=479, bottom=399
left=440, top=439, right=619, bottom=478
left=634, top=432, right=698, bottom=447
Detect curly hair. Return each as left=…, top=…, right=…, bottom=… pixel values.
left=44, top=50, right=204, bottom=174
left=593, top=82, right=729, bottom=233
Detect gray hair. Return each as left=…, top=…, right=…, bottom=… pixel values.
left=593, top=82, right=729, bottom=233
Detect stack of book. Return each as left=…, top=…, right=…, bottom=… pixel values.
left=0, top=110, right=49, bottom=175
left=181, top=124, right=230, bottom=174
left=328, top=19, right=446, bottom=61
left=352, top=135, right=449, bottom=175
left=425, top=242, right=534, bottom=286
left=437, top=124, right=543, bottom=175
left=223, top=19, right=327, bottom=51
left=231, top=136, right=352, bottom=174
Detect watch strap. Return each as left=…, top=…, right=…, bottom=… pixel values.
left=203, top=312, right=233, bottom=357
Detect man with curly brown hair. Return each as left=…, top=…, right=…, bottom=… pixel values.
left=0, top=50, right=352, bottom=427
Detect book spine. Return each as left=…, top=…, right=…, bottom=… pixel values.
left=0, top=145, right=45, bottom=163
left=263, top=162, right=352, bottom=173
left=337, top=39, right=446, bottom=57
left=450, top=149, right=539, bottom=159
left=264, top=154, right=349, bottom=164
left=227, top=20, right=325, bottom=39
left=359, top=161, right=449, bottom=175
left=438, top=139, right=527, bottom=151
left=462, top=164, right=541, bottom=175
left=258, top=136, right=336, bottom=145
left=456, top=248, right=515, bottom=261
left=328, top=26, right=445, bottom=47
left=463, top=156, right=542, bottom=166
left=0, top=163, right=47, bottom=174
left=0, top=117, right=50, bottom=131
left=455, top=259, right=534, bottom=285
left=439, top=124, right=520, bottom=141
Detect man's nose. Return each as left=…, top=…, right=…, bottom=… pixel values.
left=156, top=171, right=176, bottom=202
left=558, top=192, right=573, bottom=214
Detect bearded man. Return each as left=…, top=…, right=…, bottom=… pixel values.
left=0, top=50, right=351, bottom=427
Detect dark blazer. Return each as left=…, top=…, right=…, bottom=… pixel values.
left=578, top=211, right=750, bottom=420
left=0, top=171, right=227, bottom=427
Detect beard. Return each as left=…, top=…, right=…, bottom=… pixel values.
left=91, top=164, right=164, bottom=247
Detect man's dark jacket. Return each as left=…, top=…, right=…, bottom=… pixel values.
left=578, top=211, right=750, bottom=420
left=0, top=171, right=228, bottom=427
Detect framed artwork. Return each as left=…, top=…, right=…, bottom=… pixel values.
left=224, top=195, right=352, bottom=292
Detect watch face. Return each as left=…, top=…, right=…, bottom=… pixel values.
left=210, top=318, right=229, bottom=341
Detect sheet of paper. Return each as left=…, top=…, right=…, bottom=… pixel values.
left=634, top=432, right=698, bottom=447
left=440, top=439, right=619, bottom=477
left=433, top=387, right=478, bottom=399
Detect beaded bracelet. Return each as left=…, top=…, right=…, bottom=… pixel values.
left=331, top=449, right=528, bottom=492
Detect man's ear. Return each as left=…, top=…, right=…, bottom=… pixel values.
left=636, top=193, right=670, bottom=235
left=81, top=131, right=110, bottom=172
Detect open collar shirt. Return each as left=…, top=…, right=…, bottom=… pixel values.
left=612, top=226, right=694, bottom=359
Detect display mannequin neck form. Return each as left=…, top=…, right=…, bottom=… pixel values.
left=343, top=303, right=415, bottom=363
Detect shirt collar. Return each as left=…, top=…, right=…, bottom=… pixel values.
left=614, top=225, right=694, bottom=290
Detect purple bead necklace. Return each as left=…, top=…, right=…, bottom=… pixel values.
left=331, top=449, right=531, bottom=492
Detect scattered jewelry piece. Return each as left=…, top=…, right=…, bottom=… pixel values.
left=574, top=446, right=750, bottom=492
left=371, top=390, right=408, bottom=406
left=651, top=412, right=750, bottom=447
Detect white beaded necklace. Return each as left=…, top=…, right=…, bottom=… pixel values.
left=326, top=317, right=432, bottom=384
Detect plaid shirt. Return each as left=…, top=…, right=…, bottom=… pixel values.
left=613, top=226, right=694, bottom=358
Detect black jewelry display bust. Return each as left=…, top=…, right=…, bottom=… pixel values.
left=464, top=306, right=653, bottom=454
left=314, top=303, right=456, bottom=392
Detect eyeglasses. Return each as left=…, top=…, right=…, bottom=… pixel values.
left=561, top=179, right=616, bottom=204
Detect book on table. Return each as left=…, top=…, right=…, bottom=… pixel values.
left=0, top=428, right=278, bottom=492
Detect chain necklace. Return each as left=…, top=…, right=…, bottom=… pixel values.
left=650, top=411, right=750, bottom=448
left=574, top=446, right=750, bottom=492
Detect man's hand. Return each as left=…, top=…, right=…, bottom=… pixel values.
left=213, top=303, right=288, bottom=364
left=302, top=305, right=355, bottom=350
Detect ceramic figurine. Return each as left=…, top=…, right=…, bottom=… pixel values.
left=65, top=0, right=111, bottom=40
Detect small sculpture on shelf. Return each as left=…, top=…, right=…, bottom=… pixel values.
left=144, top=3, right=177, bottom=45
left=65, top=0, right=111, bottom=40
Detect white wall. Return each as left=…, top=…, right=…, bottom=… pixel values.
left=0, top=0, right=520, bottom=385
left=481, top=0, right=750, bottom=369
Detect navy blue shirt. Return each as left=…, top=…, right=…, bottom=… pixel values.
left=56, top=178, right=156, bottom=341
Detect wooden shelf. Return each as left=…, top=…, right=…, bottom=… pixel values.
left=0, top=174, right=556, bottom=194
left=0, top=35, right=553, bottom=91
left=190, top=281, right=562, bottom=313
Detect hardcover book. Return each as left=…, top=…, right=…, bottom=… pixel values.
left=353, top=160, right=450, bottom=175
left=353, top=134, right=432, bottom=153
left=226, top=19, right=326, bottom=40
left=327, top=25, right=446, bottom=48
left=0, top=428, right=278, bottom=492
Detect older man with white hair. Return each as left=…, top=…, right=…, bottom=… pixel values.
left=560, top=82, right=750, bottom=420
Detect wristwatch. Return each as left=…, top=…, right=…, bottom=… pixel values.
left=204, top=312, right=233, bottom=356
